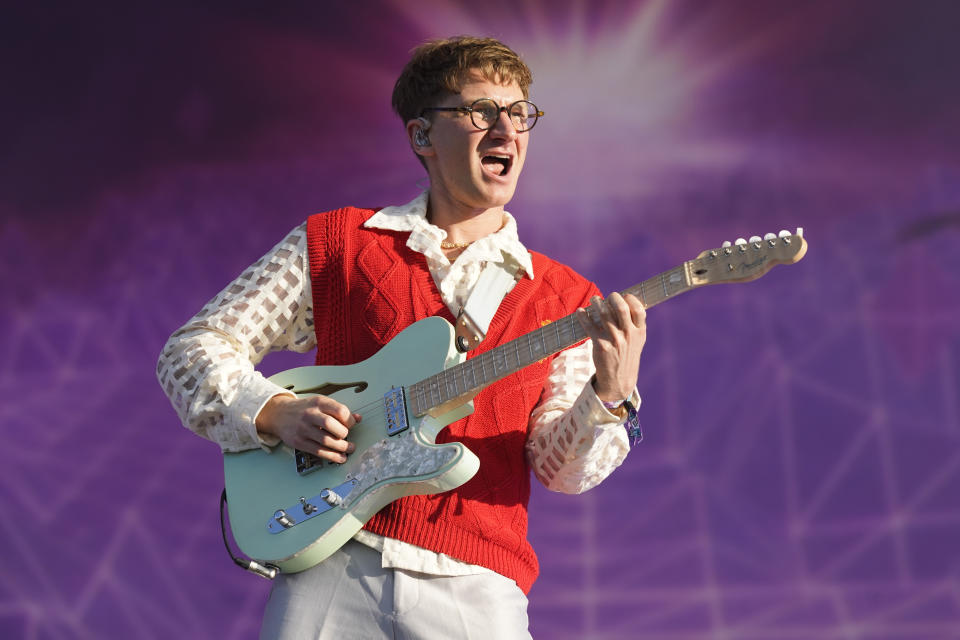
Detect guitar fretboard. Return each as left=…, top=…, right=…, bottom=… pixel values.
left=407, top=263, right=694, bottom=417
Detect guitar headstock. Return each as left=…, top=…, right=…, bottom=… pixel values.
left=689, top=229, right=808, bottom=285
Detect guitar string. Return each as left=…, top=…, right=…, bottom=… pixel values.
left=300, top=250, right=760, bottom=415
left=301, top=264, right=678, bottom=418
left=289, top=245, right=783, bottom=422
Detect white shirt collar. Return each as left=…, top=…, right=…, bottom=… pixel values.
left=363, top=191, right=535, bottom=279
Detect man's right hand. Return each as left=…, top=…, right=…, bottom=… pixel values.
left=256, top=394, right=361, bottom=463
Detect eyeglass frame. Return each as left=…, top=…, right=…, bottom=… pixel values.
left=419, top=98, right=544, bottom=133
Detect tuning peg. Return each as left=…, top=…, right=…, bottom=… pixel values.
left=749, top=235, right=761, bottom=243
left=796, top=227, right=804, bottom=237
left=721, top=240, right=732, bottom=248
left=735, top=238, right=747, bottom=245
left=763, top=232, right=776, bottom=241
left=778, top=230, right=791, bottom=238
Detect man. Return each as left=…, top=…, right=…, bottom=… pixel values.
left=158, top=36, right=646, bottom=639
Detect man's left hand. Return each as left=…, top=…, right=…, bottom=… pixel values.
left=575, top=292, right=647, bottom=404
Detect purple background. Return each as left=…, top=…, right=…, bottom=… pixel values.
left=3, top=1, right=960, bottom=638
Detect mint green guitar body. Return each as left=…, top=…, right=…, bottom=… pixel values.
left=223, top=317, right=479, bottom=573
left=220, top=231, right=812, bottom=576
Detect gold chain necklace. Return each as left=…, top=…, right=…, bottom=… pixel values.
left=440, top=239, right=475, bottom=250
left=438, top=214, right=506, bottom=250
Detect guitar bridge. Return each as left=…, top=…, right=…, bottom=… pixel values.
left=384, top=387, right=409, bottom=436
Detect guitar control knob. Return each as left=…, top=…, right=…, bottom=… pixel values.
left=273, top=510, right=294, bottom=528
left=300, top=497, right=317, bottom=515
left=320, top=489, right=342, bottom=506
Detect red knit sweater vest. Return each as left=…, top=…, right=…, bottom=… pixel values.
left=306, top=206, right=599, bottom=593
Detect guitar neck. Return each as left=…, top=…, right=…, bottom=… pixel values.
left=407, top=262, right=696, bottom=418
left=622, top=263, right=694, bottom=310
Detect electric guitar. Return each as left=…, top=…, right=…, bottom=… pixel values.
left=223, top=230, right=808, bottom=574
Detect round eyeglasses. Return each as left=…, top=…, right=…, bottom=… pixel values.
left=420, top=98, right=544, bottom=133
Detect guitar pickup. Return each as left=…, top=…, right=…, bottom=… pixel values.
left=295, top=449, right=324, bottom=476
left=384, top=387, right=409, bottom=436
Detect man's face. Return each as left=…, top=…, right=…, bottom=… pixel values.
left=421, top=71, right=529, bottom=214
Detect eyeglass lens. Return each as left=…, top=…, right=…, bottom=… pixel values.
left=471, top=99, right=539, bottom=132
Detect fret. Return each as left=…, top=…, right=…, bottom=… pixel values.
left=437, top=374, right=445, bottom=402
left=445, top=370, right=458, bottom=401
left=463, top=358, right=477, bottom=389
left=413, top=383, right=423, bottom=416
left=465, top=360, right=476, bottom=390
left=537, top=325, right=548, bottom=353
left=568, top=316, right=585, bottom=343
left=438, top=372, right=449, bottom=404
left=480, top=352, right=490, bottom=385
left=408, top=383, right=417, bottom=415
left=452, top=369, right=462, bottom=399
left=536, top=327, right=545, bottom=354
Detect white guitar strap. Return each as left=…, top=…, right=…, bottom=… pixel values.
left=454, top=251, right=525, bottom=353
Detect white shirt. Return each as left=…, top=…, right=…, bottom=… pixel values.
left=157, top=192, right=637, bottom=578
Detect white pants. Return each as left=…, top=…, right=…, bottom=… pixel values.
left=259, top=540, right=532, bottom=639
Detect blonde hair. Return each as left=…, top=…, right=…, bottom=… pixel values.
left=392, top=36, right=533, bottom=123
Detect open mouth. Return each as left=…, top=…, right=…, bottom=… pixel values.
left=481, top=154, right=512, bottom=177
